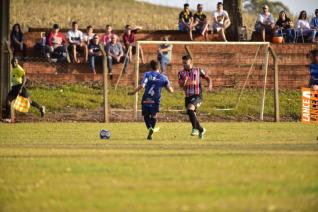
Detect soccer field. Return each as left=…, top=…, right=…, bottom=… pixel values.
left=0, top=122, right=318, bottom=211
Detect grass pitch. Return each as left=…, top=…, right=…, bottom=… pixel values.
left=0, top=122, right=318, bottom=211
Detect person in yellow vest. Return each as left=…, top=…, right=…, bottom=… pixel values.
left=3, top=57, right=45, bottom=123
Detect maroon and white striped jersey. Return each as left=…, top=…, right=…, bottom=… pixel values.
left=178, top=67, right=207, bottom=97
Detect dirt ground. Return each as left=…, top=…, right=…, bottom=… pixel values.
left=12, top=107, right=295, bottom=123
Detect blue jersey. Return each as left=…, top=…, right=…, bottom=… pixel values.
left=310, top=63, right=318, bottom=79
left=141, top=71, right=170, bottom=105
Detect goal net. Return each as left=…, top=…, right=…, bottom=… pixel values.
left=131, top=41, right=279, bottom=122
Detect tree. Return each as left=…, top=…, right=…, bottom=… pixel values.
left=244, top=0, right=290, bottom=15
left=223, top=0, right=243, bottom=41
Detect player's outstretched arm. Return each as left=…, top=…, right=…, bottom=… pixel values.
left=165, top=85, right=174, bottom=93
left=203, top=75, right=213, bottom=92
left=128, top=84, right=145, bottom=95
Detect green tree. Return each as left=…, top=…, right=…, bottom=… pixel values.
left=244, top=0, right=290, bottom=15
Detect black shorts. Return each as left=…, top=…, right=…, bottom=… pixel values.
left=309, top=78, right=318, bottom=87
left=142, top=103, right=159, bottom=116
left=185, top=95, right=202, bottom=109
left=7, top=85, right=29, bottom=99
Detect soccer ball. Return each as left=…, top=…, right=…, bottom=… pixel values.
left=100, top=129, right=111, bottom=139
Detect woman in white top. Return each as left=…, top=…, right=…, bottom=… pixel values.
left=296, top=10, right=317, bottom=43
left=83, top=25, right=96, bottom=45
left=211, top=2, right=231, bottom=41
left=254, top=5, right=275, bottom=42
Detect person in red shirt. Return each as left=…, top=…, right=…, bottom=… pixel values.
left=122, top=25, right=144, bottom=64
left=102, top=25, right=114, bottom=46
left=46, top=24, right=67, bottom=62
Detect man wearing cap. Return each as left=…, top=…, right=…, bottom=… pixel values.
left=178, top=3, right=193, bottom=39
left=47, top=24, right=67, bottom=62
left=255, top=5, right=275, bottom=42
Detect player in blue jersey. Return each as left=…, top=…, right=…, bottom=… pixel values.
left=309, top=49, right=318, bottom=91
left=128, top=60, right=174, bottom=140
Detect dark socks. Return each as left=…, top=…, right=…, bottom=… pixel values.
left=187, top=110, right=203, bottom=132
left=144, top=115, right=157, bottom=129
left=30, top=100, right=41, bottom=111
left=144, top=115, right=152, bottom=129
left=150, top=116, right=157, bottom=129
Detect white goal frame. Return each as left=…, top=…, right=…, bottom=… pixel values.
left=132, top=41, right=279, bottom=122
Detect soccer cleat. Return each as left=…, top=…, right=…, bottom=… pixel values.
left=199, top=128, right=206, bottom=139
left=2, top=118, right=12, bottom=123
left=153, top=127, right=160, bottom=133
left=40, top=106, right=46, bottom=118
left=191, top=129, right=199, bottom=136
left=147, top=128, right=154, bottom=140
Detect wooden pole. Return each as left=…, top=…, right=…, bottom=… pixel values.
left=260, top=46, right=270, bottom=121
left=268, top=46, right=280, bottom=122
left=115, top=46, right=131, bottom=90
left=100, top=44, right=109, bottom=123
left=274, top=56, right=280, bottom=122
left=134, top=43, right=140, bottom=120
left=0, top=0, right=10, bottom=119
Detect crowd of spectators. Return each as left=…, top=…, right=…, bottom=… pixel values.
left=255, top=5, right=317, bottom=43
left=9, top=3, right=318, bottom=76
left=178, top=2, right=318, bottom=43
left=36, top=22, right=143, bottom=75
left=178, top=2, right=231, bottom=41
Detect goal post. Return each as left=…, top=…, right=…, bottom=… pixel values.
left=133, top=41, right=279, bottom=122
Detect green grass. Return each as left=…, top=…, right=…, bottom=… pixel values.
left=0, top=122, right=318, bottom=211
left=27, top=84, right=302, bottom=120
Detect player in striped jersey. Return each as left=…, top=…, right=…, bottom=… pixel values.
left=178, top=55, right=212, bottom=139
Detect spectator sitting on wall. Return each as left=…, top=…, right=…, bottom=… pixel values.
left=106, top=34, right=127, bottom=77
left=88, top=35, right=102, bottom=75
left=254, top=5, right=275, bottom=42
left=102, top=25, right=114, bottom=46
left=190, top=4, right=209, bottom=41
left=157, top=36, right=172, bottom=75
left=296, top=10, right=317, bottom=43
left=10, top=23, right=26, bottom=58
left=46, top=24, right=67, bottom=62
left=310, top=9, right=318, bottom=38
left=275, top=11, right=295, bottom=43
left=67, top=21, right=87, bottom=63
left=122, top=25, right=144, bottom=63
left=212, top=2, right=231, bottom=42
left=83, top=25, right=96, bottom=45
left=178, top=3, right=193, bottom=39
left=309, top=49, right=318, bottom=91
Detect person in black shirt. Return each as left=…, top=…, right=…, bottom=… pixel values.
left=275, top=11, right=295, bottom=43
left=190, top=4, right=208, bottom=40
left=178, top=3, right=193, bottom=38
left=88, top=35, right=102, bottom=74
left=10, top=23, right=27, bottom=58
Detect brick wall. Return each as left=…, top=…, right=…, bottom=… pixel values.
left=20, top=29, right=318, bottom=89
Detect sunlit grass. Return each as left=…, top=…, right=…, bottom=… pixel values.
left=0, top=122, right=317, bottom=211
